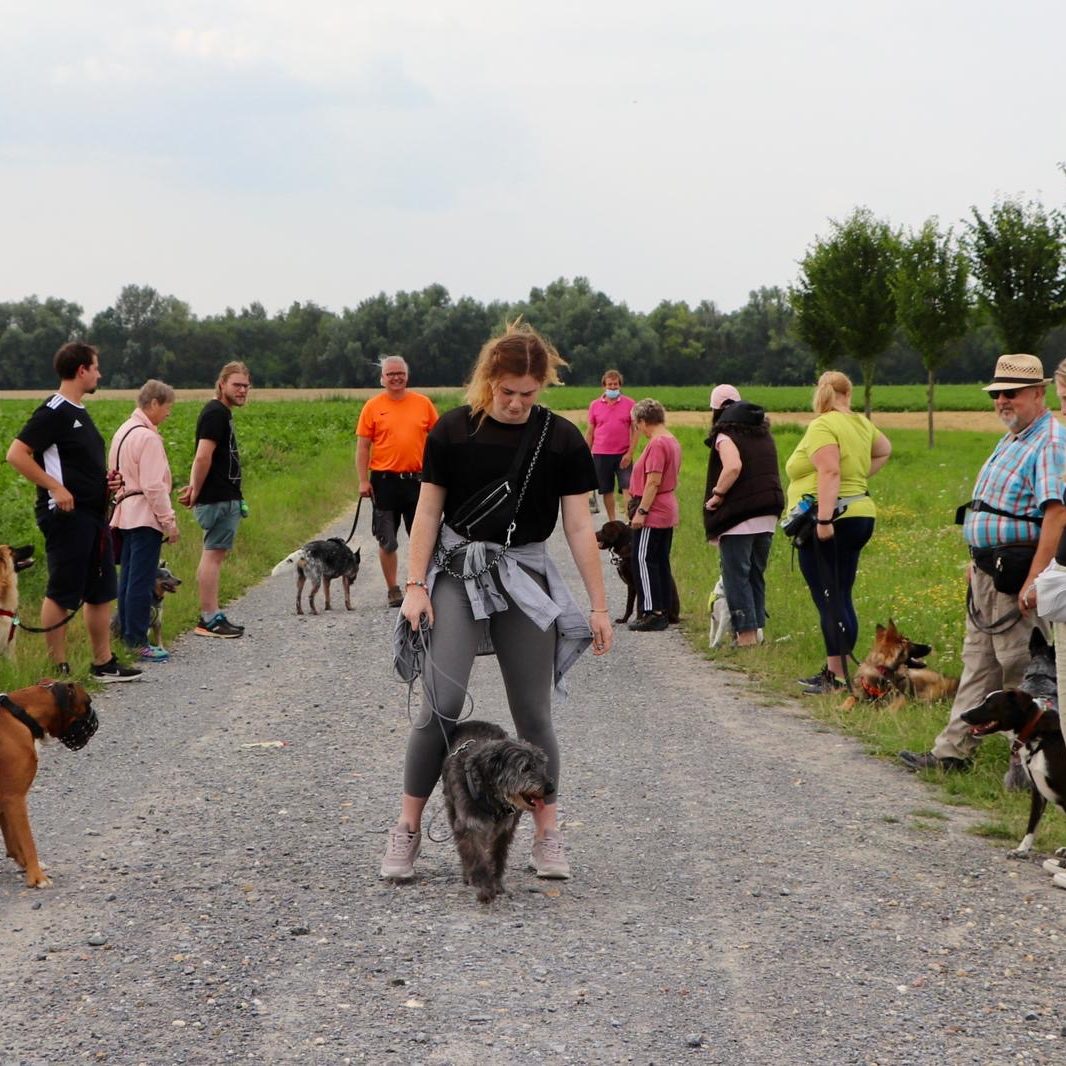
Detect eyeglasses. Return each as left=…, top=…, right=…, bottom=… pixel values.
left=384, top=372, right=407, bottom=378
left=993, top=387, right=1032, bottom=400
left=230, top=383, right=251, bottom=390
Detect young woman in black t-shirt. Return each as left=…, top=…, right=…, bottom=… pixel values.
left=381, top=322, right=613, bottom=884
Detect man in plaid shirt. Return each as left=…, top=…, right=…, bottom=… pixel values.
left=901, top=354, right=1066, bottom=772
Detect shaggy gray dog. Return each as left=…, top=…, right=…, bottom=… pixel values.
left=441, top=720, right=554, bottom=903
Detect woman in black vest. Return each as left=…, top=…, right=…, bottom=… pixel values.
left=703, top=385, right=784, bottom=646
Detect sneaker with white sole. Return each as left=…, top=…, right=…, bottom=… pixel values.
left=380, top=824, right=421, bottom=880
left=530, top=829, right=571, bottom=879
left=195, top=613, right=244, bottom=639
left=1042, top=857, right=1066, bottom=876
left=90, top=656, right=143, bottom=683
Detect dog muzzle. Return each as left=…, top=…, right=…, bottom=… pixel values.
left=60, top=707, right=99, bottom=751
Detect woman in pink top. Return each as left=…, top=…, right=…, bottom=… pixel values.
left=628, top=398, right=682, bottom=632
left=108, top=380, right=179, bottom=661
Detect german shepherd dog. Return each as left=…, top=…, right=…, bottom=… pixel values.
left=441, top=721, right=555, bottom=904
left=595, top=520, right=681, bottom=624
left=0, top=545, right=34, bottom=657
left=961, top=684, right=1066, bottom=857
left=841, top=619, right=958, bottom=712
left=272, top=538, right=361, bottom=615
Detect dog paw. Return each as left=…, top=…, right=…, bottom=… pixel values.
left=27, top=873, right=53, bottom=889
left=1007, top=848, right=1032, bottom=859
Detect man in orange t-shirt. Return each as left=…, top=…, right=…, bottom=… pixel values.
left=356, top=356, right=439, bottom=606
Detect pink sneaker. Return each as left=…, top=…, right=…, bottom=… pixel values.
left=380, top=824, right=421, bottom=880
left=530, top=829, right=571, bottom=879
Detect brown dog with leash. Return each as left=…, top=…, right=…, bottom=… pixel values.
left=595, top=520, right=681, bottom=624
left=0, top=681, right=98, bottom=887
left=0, top=543, right=35, bottom=656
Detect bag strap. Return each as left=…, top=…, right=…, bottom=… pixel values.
left=955, top=499, right=1044, bottom=527
left=109, top=424, right=152, bottom=513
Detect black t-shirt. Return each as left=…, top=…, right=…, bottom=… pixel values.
left=17, top=394, right=108, bottom=520
left=195, top=399, right=243, bottom=504
left=423, top=405, right=597, bottom=545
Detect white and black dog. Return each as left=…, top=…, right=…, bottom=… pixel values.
left=272, top=538, right=361, bottom=615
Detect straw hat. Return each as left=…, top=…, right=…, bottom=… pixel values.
left=983, top=353, right=1051, bottom=392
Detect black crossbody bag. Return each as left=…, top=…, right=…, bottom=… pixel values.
left=448, top=406, right=551, bottom=543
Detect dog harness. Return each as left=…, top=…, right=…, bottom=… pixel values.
left=0, top=693, right=44, bottom=740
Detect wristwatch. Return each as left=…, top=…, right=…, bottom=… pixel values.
left=637, top=507, right=650, bottom=515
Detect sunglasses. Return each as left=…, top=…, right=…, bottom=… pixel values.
left=992, top=387, right=1034, bottom=400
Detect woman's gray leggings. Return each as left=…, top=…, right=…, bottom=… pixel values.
left=403, top=570, right=560, bottom=801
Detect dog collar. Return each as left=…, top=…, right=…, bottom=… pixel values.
left=0, top=693, right=44, bottom=740
left=1012, top=698, right=1048, bottom=754
left=0, top=608, right=15, bottom=644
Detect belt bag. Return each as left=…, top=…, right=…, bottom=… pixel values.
left=448, top=408, right=552, bottom=544
left=972, top=543, right=1037, bottom=596
left=781, top=492, right=868, bottom=548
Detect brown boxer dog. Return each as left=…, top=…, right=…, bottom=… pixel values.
left=0, top=681, right=98, bottom=887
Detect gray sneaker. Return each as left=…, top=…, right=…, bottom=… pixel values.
left=380, top=824, right=421, bottom=880
left=530, top=829, right=571, bottom=879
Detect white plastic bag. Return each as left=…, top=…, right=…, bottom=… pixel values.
left=1035, top=561, right=1066, bottom=623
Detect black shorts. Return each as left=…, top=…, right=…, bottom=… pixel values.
left=38, top=507, right=118, bottom=609
left=370, top=471, right=421, bottom=553
left=593, top=453, right=632, bottom=495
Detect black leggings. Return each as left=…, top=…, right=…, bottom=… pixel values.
left=403, top=571, right=560, bottom=801
left=797, top=517, right=874, bottom=659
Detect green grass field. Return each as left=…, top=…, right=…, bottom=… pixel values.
left=0, top=393, right=1060, bottom=849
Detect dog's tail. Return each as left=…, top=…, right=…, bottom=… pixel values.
left=271, top=549, right=305, bottom=576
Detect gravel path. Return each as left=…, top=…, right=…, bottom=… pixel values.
left=2, top=514, right=1065, bottom=1066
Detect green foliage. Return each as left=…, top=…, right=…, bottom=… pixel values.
left=893, top=219, right=972, bottom=446
left=965, top=198, right=1066, bottom=353
left=790, top=207, right=901, bottom=415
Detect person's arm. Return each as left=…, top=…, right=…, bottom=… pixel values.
left=399, top=482, right=446, bottom=629
left=6, top=438, right=75, bottom=511
left=1023, top=500, right=1066, bottom=614
left=139, top=437, right=179, bottom=541
left=178, top=438, right=217, bottom=508
left=356, top=436, right=373, bottom=498
left=706, top=437, right=741, bottom=511
left=561, top=493, right=613, bottom=656
left=810, top=443, right=841, bottom=540
left=620, top=421, right=639, bottom=470
left=630, top=470, right=662, bottom=528
left=869, top=432, right=892, bottom=476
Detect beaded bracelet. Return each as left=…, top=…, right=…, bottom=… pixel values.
left=405, top=579, right=429, bottom=590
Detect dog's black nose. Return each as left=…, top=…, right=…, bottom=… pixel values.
left=544, top=779, right=556, bottom=796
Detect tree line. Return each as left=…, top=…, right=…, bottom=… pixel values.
left=2, top=196, right=1065, bottom=394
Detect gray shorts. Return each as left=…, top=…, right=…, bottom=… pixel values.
left=194, top=499, right=242, bottom=551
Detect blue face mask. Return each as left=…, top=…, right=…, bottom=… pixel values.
left=604, top=388, right=621, bottom=399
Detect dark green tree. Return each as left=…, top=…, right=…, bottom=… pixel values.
left=965, top=197, right=1066, bottom=353
left=892, top=220, right=971, bottom=446
left=790, top=208, right=900, bottom=415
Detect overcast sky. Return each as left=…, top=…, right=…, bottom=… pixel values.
left=2, top=0, right=1063, bottom=320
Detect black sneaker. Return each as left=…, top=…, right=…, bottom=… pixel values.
left=90, top=656, right=143, bottom=683
left=797, top=666, right=828, bottom=687
left=195, top=614, right=244, bottom=639
left=799, top=666, right=846, bottom=695
left=628, top=612, right=668, bottom=632
left=898, top=750, right=972, bottom=773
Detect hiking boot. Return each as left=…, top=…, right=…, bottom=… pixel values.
left=898, top=750, right=972, bottom=773
left=380, top=824, right=421, bottom=880
left=530, top=829, right=571, bottom=879
left=135, top=644, right=170, bottom=663
left=799, top=666, right=846, bottom=695
left=90, top=656, right=143, bottom=683
left=387, top=585, right=404, bottom=608
left=195, top=613, right=244, bottom=639
left=628, top=612, right=668, bottom=632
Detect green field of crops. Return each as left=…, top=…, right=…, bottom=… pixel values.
left=0, top=392, right=1060, bottom=846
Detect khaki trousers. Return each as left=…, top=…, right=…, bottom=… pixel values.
left=932, top=567, right=1045, bottom=760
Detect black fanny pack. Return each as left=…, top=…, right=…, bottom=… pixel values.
left=970, top=543, right=1037, bottom=596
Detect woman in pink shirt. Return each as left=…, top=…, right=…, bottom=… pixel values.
left=585, top=369, right=637, bottom=521
left=109, top=380, right=180, bottom=662
left=628, top=398, right=682, bottom=632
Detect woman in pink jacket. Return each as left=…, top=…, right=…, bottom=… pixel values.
left=109, top=380, right=180, bottom=662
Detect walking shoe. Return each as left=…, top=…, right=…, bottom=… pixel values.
left=387, top=585, right=404, bottom=608
left=380, top=824, right=421, bottom=880
left=628, top=612, right=668, bottom=632
left=1042, top=857, right=1066, bottom=875
left=1053, top=871, right=1066, bottom=891
left=799, top=666, right=847, bottom=694
left=530, top=829, right=571, bottom=879
left=135, top=644, right=170, bottom=663
left=195, top=613, right=244, bottom=639
left=797, top=665, right=828, bottom=687
left=898, top=750, right=972, bottom=773
left=90, top=656, right=143, bottom=683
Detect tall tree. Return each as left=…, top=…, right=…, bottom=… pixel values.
left=790, top=208, right=900, bottom=415
left=893, top=220, right=971, bottom=447
left=965, top=197, right=1066, bottom=353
